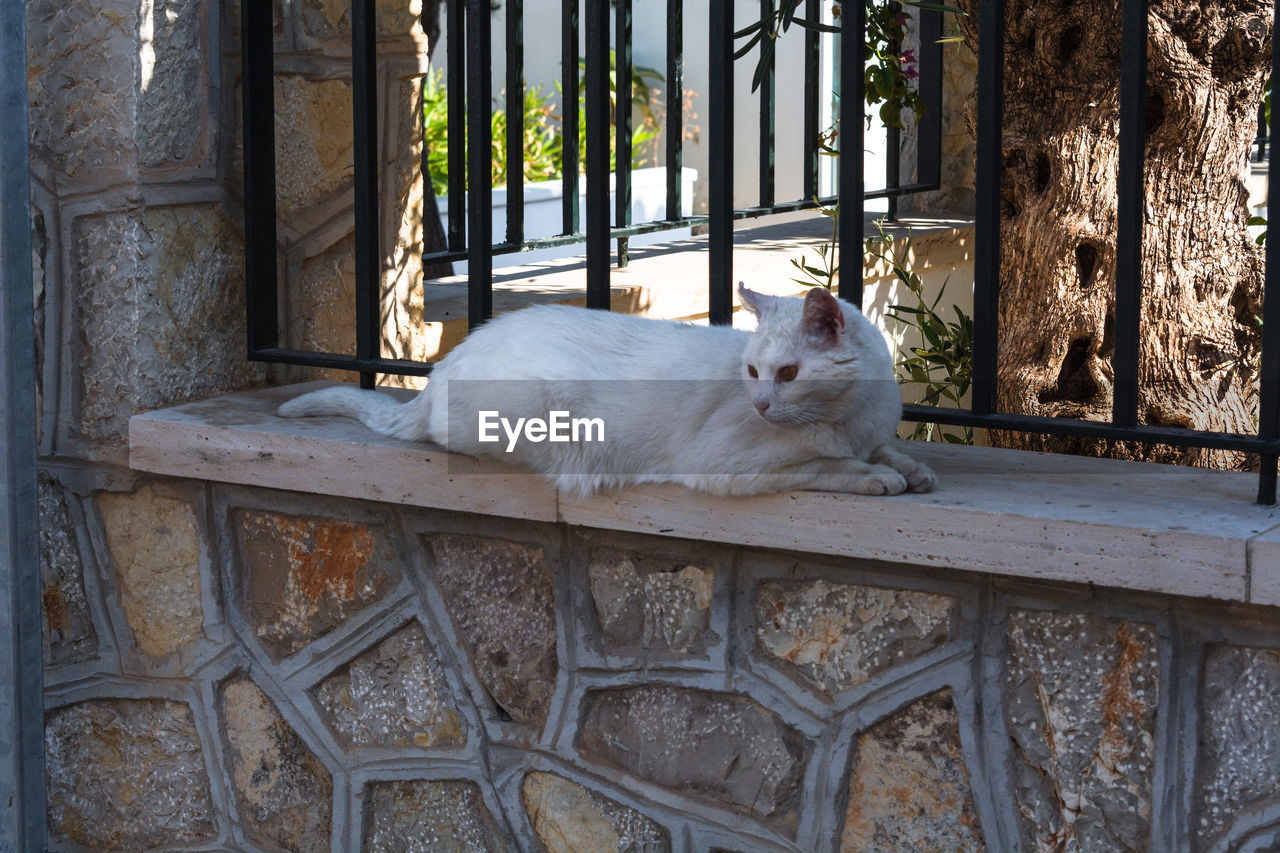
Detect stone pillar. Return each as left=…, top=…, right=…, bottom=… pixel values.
left=27, top=0, right=268, bottom=462
left=898, top=21, right=977, bottom=217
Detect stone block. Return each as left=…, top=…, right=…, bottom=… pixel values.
left=225, top=0, right=284, bottom=48
left=577, top=685, right=808, bottom=829
left=840, top=690, right=985, bottom=851
left=756, top=580, right=953, bottom=694
left=38, top=476, right=97, bottom=665
left=75, top=205, right=263, bottom=445
left=26, top=0, right=139, bottom=186
left=298, top=0, right=425, bottom=40
left=233, top=509, right=401, bottom=659
left=362, top=779, right=507, bottom=852
left=98, top=483, right=204, bottom=658
left=292, top=232, right=358, bottom=371
left=1194, top=644, right=1280, bottom=849
left=274, top=74, right=355, bottom=223
left=1004, top=610, right=1158, bottom=852
left=522, top=771, right=669, bottom=853
left=46, top=698, right=216, bottom=849
left=315, top=621, right=466, bottom=749
left=218, top=674, right=333, bottom=852
left=588, top=551, right=714, bottom=654
left=427, top=534, right=558, bottom=726
left=139, top=0, right=209, bottom=169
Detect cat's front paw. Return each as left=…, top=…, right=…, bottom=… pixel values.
left=849, top=466, right=908, bottom=496
left=904, top=462, right=937, bottom=493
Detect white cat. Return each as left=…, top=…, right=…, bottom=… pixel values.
left=277, top=284, right=936, bottom=497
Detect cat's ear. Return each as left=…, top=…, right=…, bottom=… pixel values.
left=737, top=282, right=775, bottom=316
left=802, top=287, right=846, bottom=345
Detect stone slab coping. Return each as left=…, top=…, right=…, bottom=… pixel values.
left=130, top=382, right=1280, bottom=609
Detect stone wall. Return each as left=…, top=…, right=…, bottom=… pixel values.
left=35, top=473, right=1280, bottom=851
left=25, top=0, right=1280, bottom=849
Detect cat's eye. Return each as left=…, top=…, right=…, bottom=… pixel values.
left=777, top=365, right=799, bottom=382
left=747, top=365, right=758, bottom=378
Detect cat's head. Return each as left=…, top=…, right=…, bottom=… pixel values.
left=737, top=283, right=880, bottom=425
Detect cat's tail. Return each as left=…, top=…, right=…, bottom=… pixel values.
left=276, top=385, right=429, bottom=441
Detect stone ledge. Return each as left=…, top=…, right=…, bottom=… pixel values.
left=129, top=383, right=1280, bottom=607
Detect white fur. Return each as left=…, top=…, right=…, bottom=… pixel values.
left=277, top=285, right=936, bottom=497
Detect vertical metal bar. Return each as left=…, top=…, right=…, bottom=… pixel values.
left=708, top=0, right=735, bottom=324
left=665, top=0, right=684, bottom=220
left=758, top=0, right=775, bottom=208
left=1258, top=0, right=1280, bottom=504
left=467, top=0, right=494, bottom=325
left=562, top=0, right=581, bottom=235
left=971, top=0, right=1004, bottom=415
left=837, top=0, right=866, bottom=307
left=0, top=0, right=45, bottom=844
left=447, top=0, right=466, bottom=251
left=242, top=0, right=279, bottom=354
left=353, top=0, right=380, bottom=388
left=1258, top=103, right=1268, bottom=162
left=1112, top=0, right=1147, bottom=428
left=802, top=0, right=819, bottom=200
left=505, top=0, right=524, bottom=244
left=915, top=7, right=943, bottom=186
left=585, top=0, right=612, bottom=308
left=885, top=1, right=901, bottom=221
left=616, top=0, right=633, bottom=267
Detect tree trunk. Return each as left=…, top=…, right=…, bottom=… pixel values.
left=955, top=0, right=1271, bottom=466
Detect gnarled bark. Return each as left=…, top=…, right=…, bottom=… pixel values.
left=956, top=0, right=1271, bottom=466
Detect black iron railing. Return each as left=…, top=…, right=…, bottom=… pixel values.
left=242, top=0, right=1280, bottom=504
left=241, top=0, right=943, bottom=382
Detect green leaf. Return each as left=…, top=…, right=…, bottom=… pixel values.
left=734, top=29, right=765, bottom=61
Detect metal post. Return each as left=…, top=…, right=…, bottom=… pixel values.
left=665, top=0, right=683, bottom=220
left=585, top=0, right=612, bottom=308
left=505, top=0, right=524, bottom=244
left=708, top=0, right=734, bottom=325
left=352, top=0, right=381, bottom=387
left=758, top=0, right=775, bottom=209
left=242, top=0, right=279, bottom=357
left=1258, top=0, right=1280, bottom=504
left=1, top=0, right=47, bottom=843
left=466, top=0, right=494, bottom=326
left=616, top=0, right=633, bottom=267
left=971, top=0, right=1005, bottom=415
left=836, top=0, right=866, bottom=307
left=1113, top=0, right=1147, bottom=428
left=561, top=0, right=581, bottom=236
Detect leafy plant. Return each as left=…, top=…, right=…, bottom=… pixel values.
left=423, top=51, right=673, bottom=196
left=871, top=223, right=974, bottom=444
left=422, top=70, right=564, bottom=196
left=734, top=0, right=961, bottom=130
left=569, top=50, right=665, bottom=173
left=790, top=202, right=840, bottom=291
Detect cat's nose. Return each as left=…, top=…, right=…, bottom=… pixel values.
left=754, top=399, right=770, bottom=415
